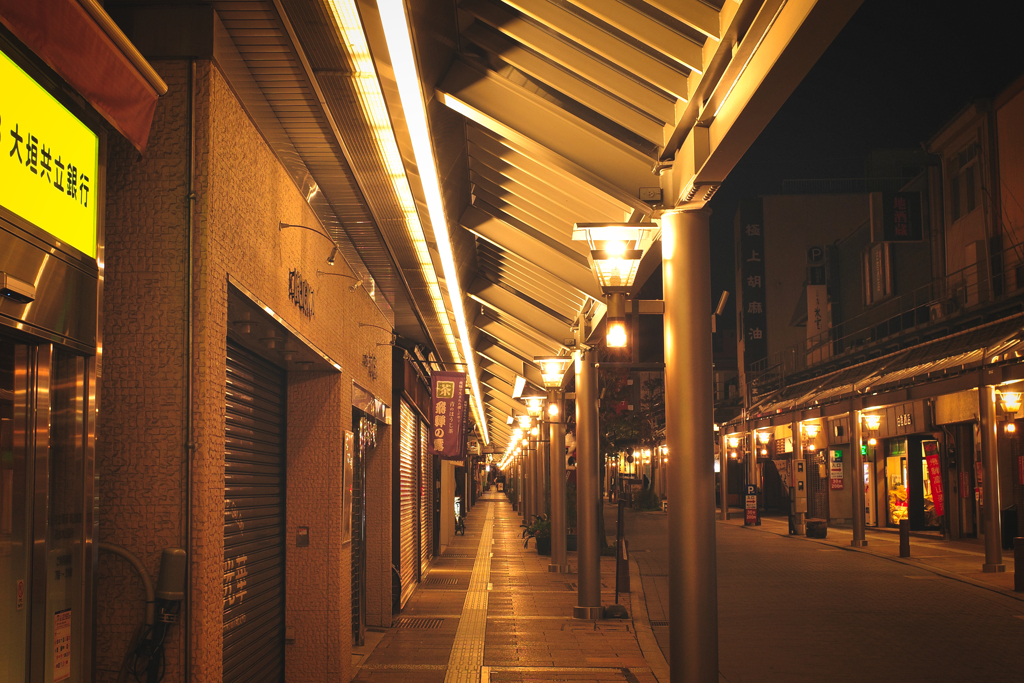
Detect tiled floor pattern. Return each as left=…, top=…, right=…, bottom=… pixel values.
left=355, top=492, right=660, bottom=683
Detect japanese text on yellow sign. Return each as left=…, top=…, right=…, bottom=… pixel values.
left=0, top=48, right=99, bottom=258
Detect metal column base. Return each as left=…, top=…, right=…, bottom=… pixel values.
left=983, top=563, right=1006, bottom=573
left=548, top=564, right=569, bottom=573
left=573, top=606, right=604, bottom=620
left=851, top=540, right=868, bottom=547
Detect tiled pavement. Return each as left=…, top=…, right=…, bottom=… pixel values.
left=354, top=491, right=663, bottom=683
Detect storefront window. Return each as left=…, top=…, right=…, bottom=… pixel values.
left=886, top=439, right=908, bottom=525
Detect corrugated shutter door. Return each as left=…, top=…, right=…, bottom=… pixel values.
left=419, top=419, right=432, bottom=574
left=398, top=400, right=418, bottom=605
left=223, top=341, right=286, bottom=683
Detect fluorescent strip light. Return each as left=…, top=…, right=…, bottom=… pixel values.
left=512, top=375, right=526, bottom=399
left=325, top=0, right=487, bottom=443
left=378, top=0, right=488, bottom=443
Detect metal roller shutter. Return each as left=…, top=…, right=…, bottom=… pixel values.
left=398, top=400, right=418, bottom=605
left=224, top=341, right=286, bottom=683
left=419, top=419, right=432, bottom=574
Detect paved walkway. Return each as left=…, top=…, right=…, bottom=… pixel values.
left=353, top=491, right=665, bottom=683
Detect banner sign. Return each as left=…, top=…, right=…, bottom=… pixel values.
left=430, top=371, right=466, bottom=459
left=737, top=198, right=767, bottom=371
left=923, top=441, right=944, bottom=516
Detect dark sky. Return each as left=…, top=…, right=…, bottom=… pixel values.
left=707, top=0, right=1024, bottom=327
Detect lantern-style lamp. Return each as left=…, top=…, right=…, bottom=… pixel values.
left=998, top=390, right=1022, bottom=414
left=572, top=223, right=656, bottom=292
left=524, top=395, right=545, bottom=419
left=862, top=413, right=881, bottom=431
left=535, top=356, right=574, bottom=388
left=726, top=435, right=740, bottom=449
left=756, top=431, right=771, bottom=445
left=517, top=414, right=532, bottom=430
left=802, top=422, right=821, bottom=439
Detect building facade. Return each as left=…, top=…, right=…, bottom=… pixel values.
left=726, top=75, right=1024, bottom=553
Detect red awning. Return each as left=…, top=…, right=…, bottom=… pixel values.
left=0, top=0, right=167, bottom=153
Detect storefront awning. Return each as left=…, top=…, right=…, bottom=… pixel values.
left=0, top=0, right=167, bottom=153
left=750, top=314, right=1024, bottom=419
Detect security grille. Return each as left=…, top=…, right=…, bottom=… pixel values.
left=223, top=341, right=286, bottom=683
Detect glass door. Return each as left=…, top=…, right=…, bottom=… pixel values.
left=1, top=339, right=30, bottom=683
left=0, top=338, right=95, bottom=683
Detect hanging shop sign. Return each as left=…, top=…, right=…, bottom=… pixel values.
left=737, top=198, right=767, bottom=372
left=829, top=449, right=844, bottom=490
left=430, top=371, right=466, bottom=459
left=871, top=191, right=922, bottom=242
left=0, top=47, right=99, bottom=258
left=923, top=441, right=945, bottom=516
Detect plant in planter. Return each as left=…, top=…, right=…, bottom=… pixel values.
left=523, top=514, right=552, bottom=556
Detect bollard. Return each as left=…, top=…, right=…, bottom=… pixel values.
left=899, top=519, right=910, bottom=558
left=1015, top=538, right=1024, bottom=592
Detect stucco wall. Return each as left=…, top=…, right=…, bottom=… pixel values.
left=98, top=58, right=393, bottom=683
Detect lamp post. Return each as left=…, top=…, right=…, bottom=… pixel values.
left=537, top=356, right=573, bottom=573
left=981, top=386, right=1006, bottom=572
left=571, top=222, right=655, bottom=621
left=852, top=409, right=868, bottom=547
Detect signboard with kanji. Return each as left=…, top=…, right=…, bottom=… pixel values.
left=871, top=191, right=922, bottom=243
left=430, top=371, right=467, bottom=459
left=829, top=449, right=844, bottom=490
left=737, top=198, right=767, bottom=371
left=0, top=47, right=99, bottom=258
left=923, top=440, right=944, bottom=516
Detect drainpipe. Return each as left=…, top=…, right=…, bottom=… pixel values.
left=184, top=58, right=196, bottom=683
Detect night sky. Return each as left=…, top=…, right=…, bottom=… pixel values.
left=707, top=0, right=1024, bottom=329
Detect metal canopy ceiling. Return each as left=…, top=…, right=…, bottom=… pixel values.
left=148, top=0, right=862, bottom=448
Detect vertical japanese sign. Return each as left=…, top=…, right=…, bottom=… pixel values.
left=829, top=449, right=844, bottom=490
left=923, top=441, right=944, bottom=516
left=882, top=192, right=922, bottom=241
left=737, top=198, right=767, bottom=370
left=430, top=371, right=467, bottom=459
left=0, top=47, right=99, bottom=258
left=744, top=484, right=757, bottom=526
left=806, top=246, right=831, bottom=363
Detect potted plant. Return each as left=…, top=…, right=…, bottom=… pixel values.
left=523, top=514, right=552, bottom=556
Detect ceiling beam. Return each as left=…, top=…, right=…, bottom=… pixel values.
left=470, top=278, right=573, bottom=342
left=461, top=0, right=676, bottom=117
left=463, top=22, right=670, bottom=141
left=462, top=205, right=603, bottom=301
left=500, top=0, right=691, bottom=97
left=438, top=59, right=658, bottom=209
left=475, top=314, right=560, bottom=360
left=570, top=0, right=706, bottom=73
left=643, top=0, right=722, bottom=39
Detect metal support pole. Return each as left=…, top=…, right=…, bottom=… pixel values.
left=549, top=391, right=568, bottom=572
left=574, top=346, right=603, bottom=619
left=663, top=208, right=718, bottom=683
left=980, top=385, right=1005, bottom=572
left=720, top=439, right=729, bottom=521
left=851, top=407, right=867, bottom=547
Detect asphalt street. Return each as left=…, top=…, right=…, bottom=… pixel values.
left=606, top=503, right=1024, bottom=683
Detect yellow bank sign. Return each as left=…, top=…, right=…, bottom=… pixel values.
left=0, top=48, right=99, bottom=258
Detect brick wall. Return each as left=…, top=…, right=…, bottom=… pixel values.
left=99, top=58, right=394, bottom=683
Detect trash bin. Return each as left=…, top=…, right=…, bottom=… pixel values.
left=1002, top=505, right=1018, bottom=551
left=805, top=518, right=828, bottom=539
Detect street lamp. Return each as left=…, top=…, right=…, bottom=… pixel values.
left=573, top=222, right=656, bottom=349
left=862, top=413, right=881, bottom=431
left=998, top=390, right=1022, bottom=414
left=535, top=354, right=572, bottom=573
